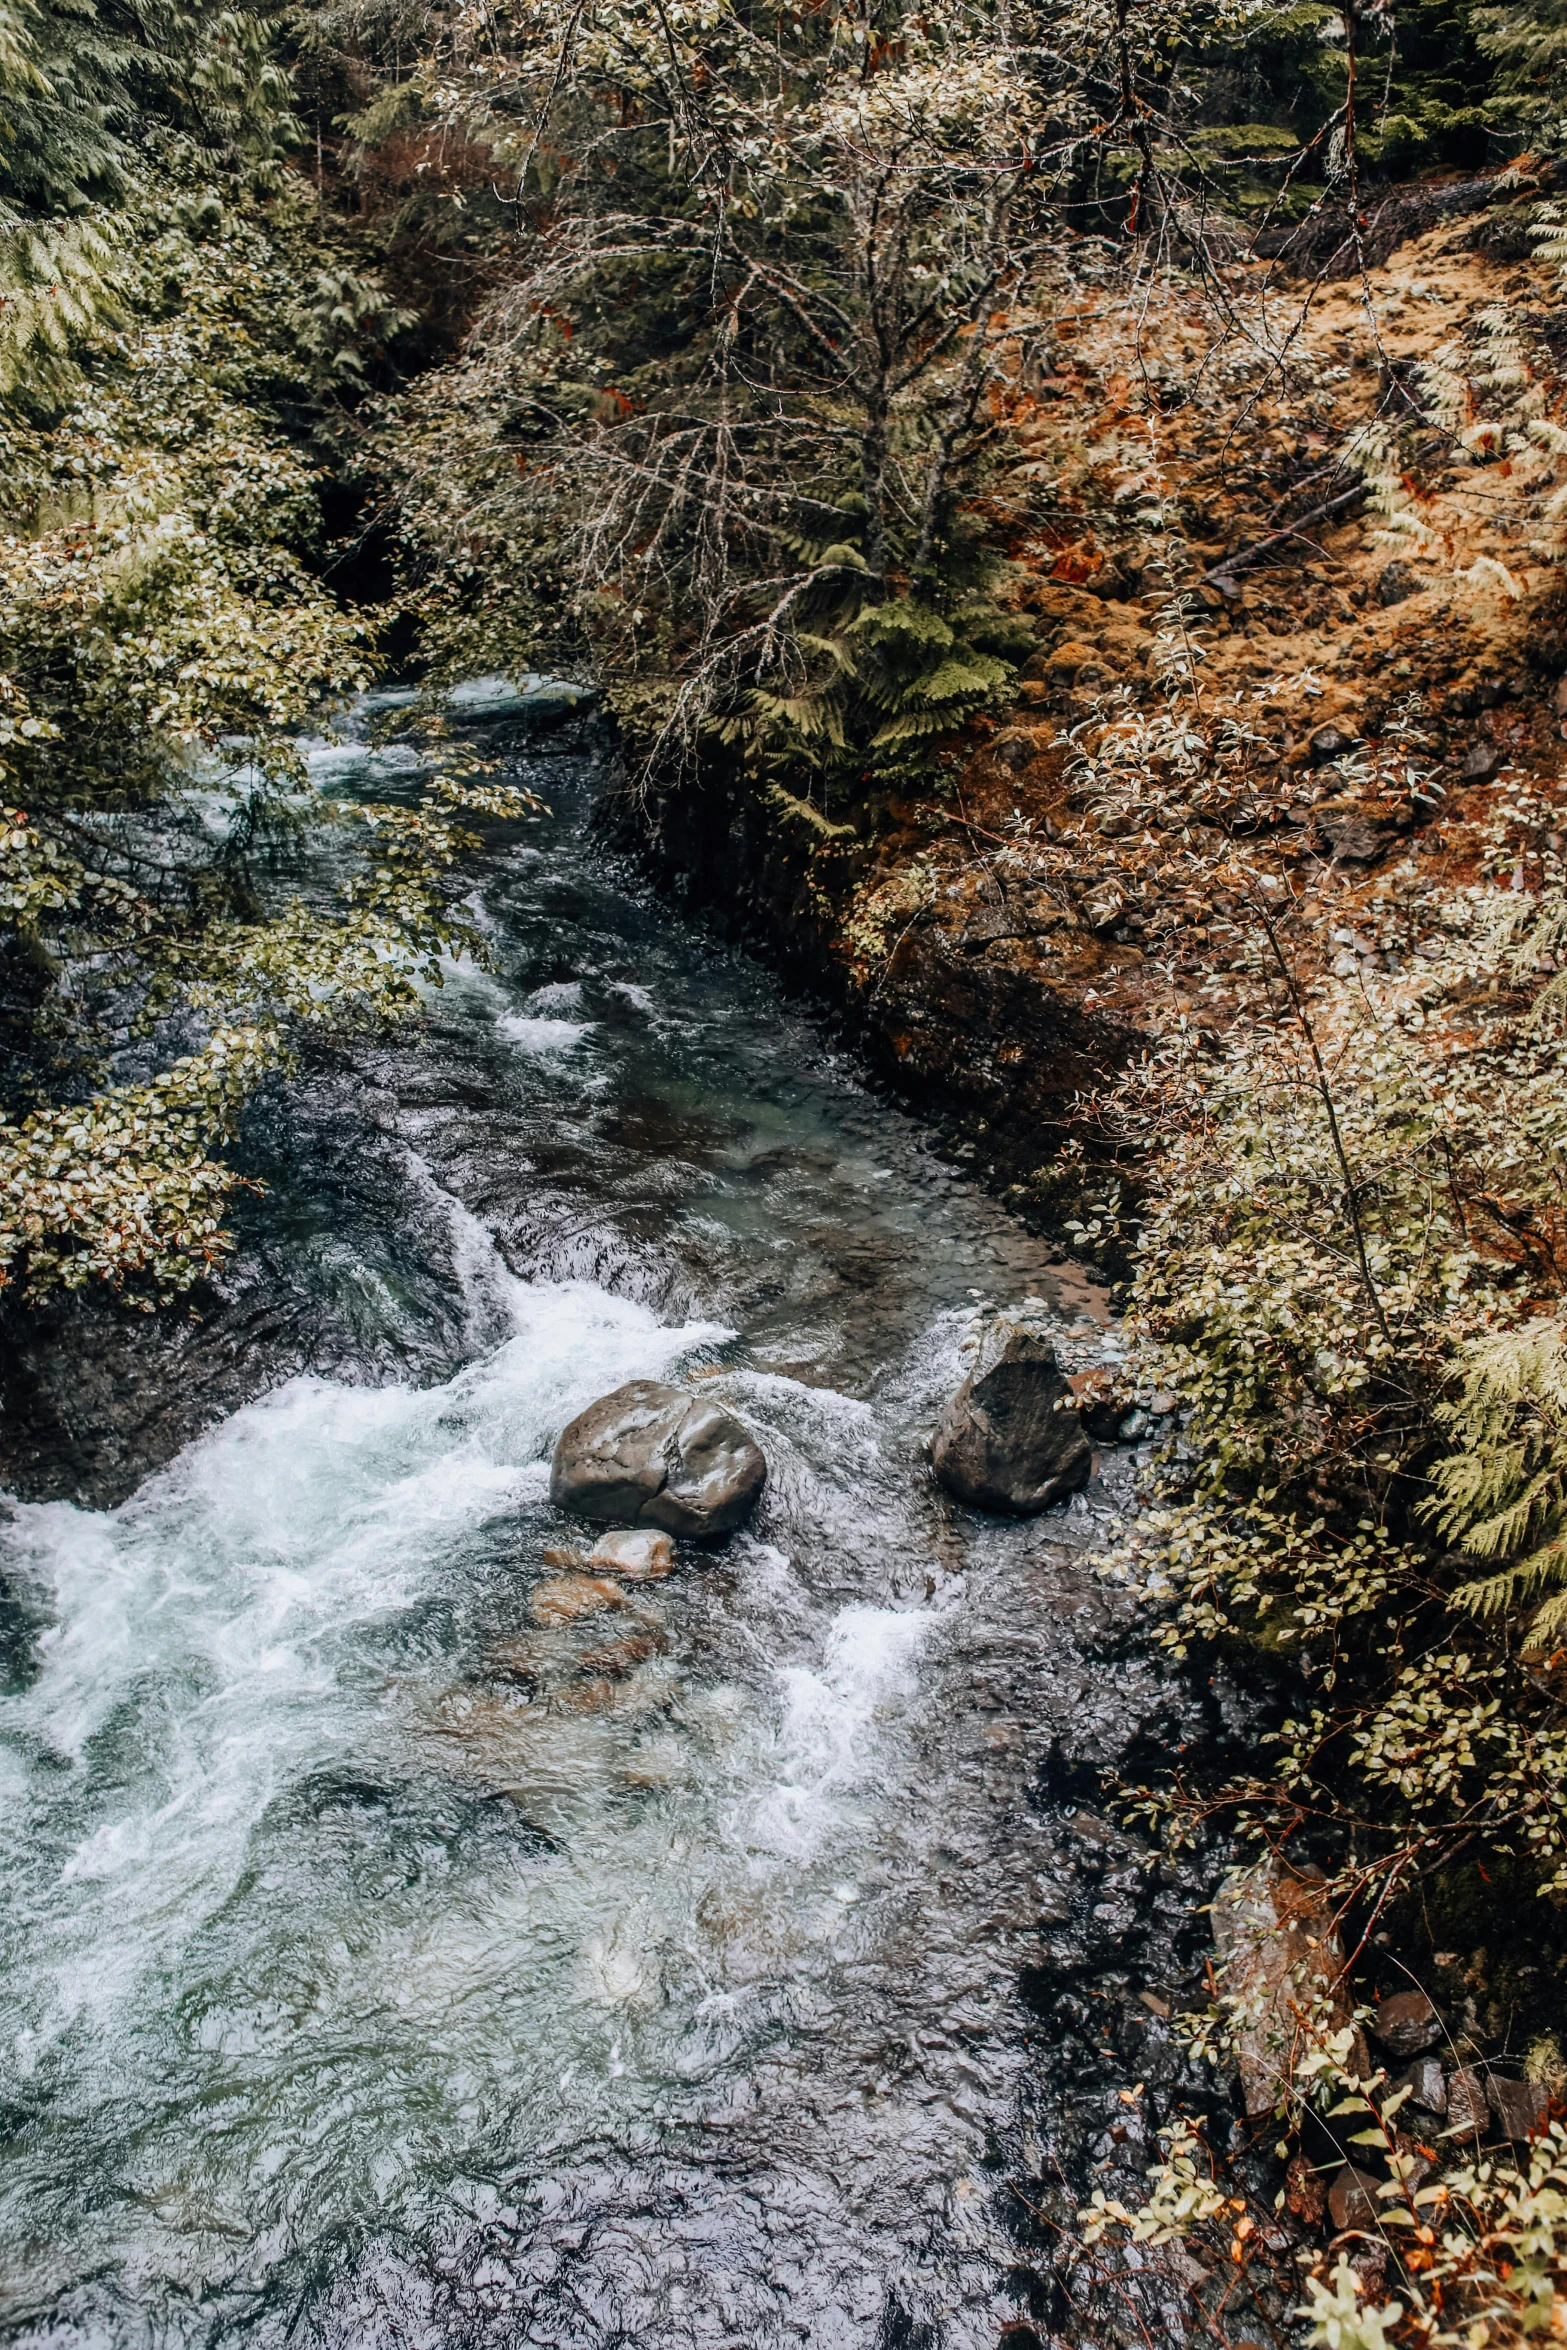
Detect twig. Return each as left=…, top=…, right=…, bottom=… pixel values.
left=1202, top=484, right=1367, bottom=591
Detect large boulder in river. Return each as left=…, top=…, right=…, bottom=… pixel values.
left=549, top=1380, right=766, bottom=1539
left=930, top=1323, right=1091, bottom=1514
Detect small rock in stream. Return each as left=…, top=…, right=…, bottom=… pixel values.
left=550, top=1380, right=767, bottom=1538
left=588, top=1528, right=677, bottom=1580
left=580, top=1632, right=669, bottom=1678
left=930, top=1322, right=1091, bottom=1514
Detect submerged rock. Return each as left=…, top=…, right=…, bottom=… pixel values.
left=530, top=1574, right=627, bottom=1625
left=930, top=1322, right=1091, bottom=1514
left=550, top=1380, right=767, bottom=1538
left=580, top=1631, right=669, bottom=1679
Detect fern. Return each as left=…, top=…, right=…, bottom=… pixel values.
left=1426, top=1320, right=1567, bottom=1647
left=0, top=209, right=119, bottom=395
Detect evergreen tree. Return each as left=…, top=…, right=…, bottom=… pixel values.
left=1474, top=0, right=1567, bottom=143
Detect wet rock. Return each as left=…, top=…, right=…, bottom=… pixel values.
left=1396, top=2056, right=1447, bottom=2117
left=580, top=1632, right=669, bottom=1678
left=1446, top=2066, right=1489, bottom=2138
left=1462, top=741, right=1503, bottom=782
left=1372, top=1990, right=1442, bottom=2058
left=1212, top=1861, right=1362, bottom=2119
left=930, top=1321, right=1092, bottom=1515
left=1488, top=2075, right=1550, bottom=2140
left=587, top=1528, right=677, bottom=1580
left=1327, top=2166, right=1382, bottom=2232
left=531, top=1574, right=628, bottom=1625
left=550, top=1381, right=767, bottom=1538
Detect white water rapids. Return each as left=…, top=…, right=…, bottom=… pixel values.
left=0, top=715, right=1140, bottom=2349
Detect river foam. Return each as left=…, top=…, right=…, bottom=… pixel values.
left=0, top=1267, right=967, bottom=2340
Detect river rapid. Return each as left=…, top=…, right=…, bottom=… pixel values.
left=0, top=708, right=1224, bottom=2349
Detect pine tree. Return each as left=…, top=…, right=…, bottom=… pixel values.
left=1473, top=0, right=1567, bottom=143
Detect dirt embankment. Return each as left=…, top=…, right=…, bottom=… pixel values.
left=621, top=189, right=1567, bottom=1209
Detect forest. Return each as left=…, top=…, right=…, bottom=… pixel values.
left=6, top=0, right=1567, bottom=2341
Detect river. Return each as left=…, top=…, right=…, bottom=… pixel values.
left=0, top=705, right=1213, bottom=2348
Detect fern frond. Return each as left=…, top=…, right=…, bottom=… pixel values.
left=0, top=212, right=121, bottom=396
left=1455, top=1536, right=1567, bottom=1619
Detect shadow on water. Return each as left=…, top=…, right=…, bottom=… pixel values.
left=0, top=706, right=1240, bottom=2348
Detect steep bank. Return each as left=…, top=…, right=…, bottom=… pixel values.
left=610, top=755, right=1145, bottom=1205
left=614, top=202, right=1567, bottom=1228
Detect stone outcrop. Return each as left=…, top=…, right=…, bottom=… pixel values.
left=1211, top=1861, right=1364, bottom=2120
left=550, top=1380, right=767, bottom=1539
left=930, top=1321, right=1092, bottom=1514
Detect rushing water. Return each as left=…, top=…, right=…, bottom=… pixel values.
left=0, top=710, right=1214, bottom=2349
